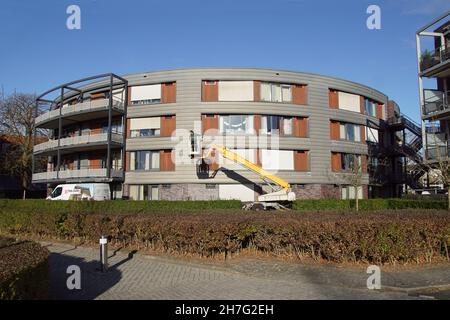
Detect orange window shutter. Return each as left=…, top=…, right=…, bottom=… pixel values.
left=162, top=82, right=176, bottom=104
left=330, top=121, right=339, bottom=140
left=329, top=90, right=339, bottom=109
left=376, top=103, right=383, bottom=119
left=293, top=84, right=308, bottom=105
left=202, top=81, right=218, bottom=102
left=161, top=115, right=176, bottom=137
left=331, top=152, right=341, bottom=172
left=253, top=81, right=261, bottom=102
left=295, top=151, right=309, bottom=172
left=254, top=115, right=261, bottom=135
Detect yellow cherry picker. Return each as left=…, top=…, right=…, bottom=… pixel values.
left=190, top=131, right=296, bottom=210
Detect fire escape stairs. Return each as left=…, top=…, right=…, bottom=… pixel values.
left=394, top=114, right=427, bottom=190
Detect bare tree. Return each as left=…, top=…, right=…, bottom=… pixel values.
left=341, top=155, right=364, bottom=211
left=422, top=127, right=450, bottom=210
left=326, top=154, right=364, bottom=211
left=0, top=92, right=47, bottom=199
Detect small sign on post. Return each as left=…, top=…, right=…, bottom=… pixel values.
left=99, top=235, right=108, bottom=272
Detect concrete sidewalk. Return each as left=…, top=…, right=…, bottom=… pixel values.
left=41, top=242, right=450, bottom=300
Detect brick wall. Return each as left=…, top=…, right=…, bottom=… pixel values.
left=159, top=184, right=219, bottom=201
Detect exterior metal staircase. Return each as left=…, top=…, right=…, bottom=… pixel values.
left=388, top=114, right=426, bottom=190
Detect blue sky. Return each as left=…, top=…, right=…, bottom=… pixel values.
left=0, top=0, right=449, bottom=121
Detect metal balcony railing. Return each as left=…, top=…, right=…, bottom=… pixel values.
left=33, top=133, right=123, bottom=153
left=32, top=166, right=123, bottom=181
left=423, top=89, right=450, bottom=116
left=420, top=46, right=450, bottom=72
left=35, top=98, right=124, bottom=126
left=426, top=145, right=450, bottom=161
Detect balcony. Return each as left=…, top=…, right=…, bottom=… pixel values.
left=32, top=167, right=123, bottom=183
left=422, top=90, right=450, bottom=119
left=426, top=145, right=450, bottom=162
left=33, top=133, right=123, bottom=155
left=420, top=46, right=450, bottom=78
left=35, top=98, right=125, bottom=129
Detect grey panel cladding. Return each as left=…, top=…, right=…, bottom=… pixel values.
left=123, top=68, right=388, bottom=186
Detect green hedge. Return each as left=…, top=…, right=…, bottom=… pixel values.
left=1, top=209, right=450, bottom=265
left=0, top=237, right=49, bottom=299
left=293, top=199, right=447, bottom=211
left=0, top=199, right=243, bottom=215
left=0, top=199, right=446, bottom=216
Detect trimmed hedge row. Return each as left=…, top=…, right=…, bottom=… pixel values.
left=0, top=237, right=49, bottom=299
left=1, top=209, right=450, bottom=264
left=0, top=198, right=447, bottom=215
left=293, top=199, right=447, bottom=211
left=0, top=199, right=243, bottom=214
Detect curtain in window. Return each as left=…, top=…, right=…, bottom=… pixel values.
left=354, top=125, right=361, bottom=142
left=260, top=83, right=271, bottom=101
left=151, top=186, right=159, bottom=200
left=340, top=124, right=346, bottom=139
left=271, top=84, right=282, bottom=102
left=281, top=85, right=292, bottom=102
left=151, top=151, right=160, bottom=169
left=283, top=117, right=293, bottom=135
left=346, top=124, right=355, bottom=141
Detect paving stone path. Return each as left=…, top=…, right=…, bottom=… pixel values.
left=43, top=242, right=443, bottom=300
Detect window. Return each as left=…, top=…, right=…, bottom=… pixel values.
left=340, top=123, right=361, bottom=142
left=261, top=150, right=294, bottom=170
left=218, top=81, right=254, bottom=101
left=260, top=115, right=293, bottom=135
left=261, top=83, right=292, bottom=103
left=341, top=154, right=361, bottom=172
left=101, top=121, right=122, bottom=134
left=129, top=185, right=159, bottom=200
left=219, top=115, right=254, bottom=134
left=130, top=84, right=162, bottom=105
left=51, top=187, right=62, bottom=198
left=338, top=92, right=360, bottom=112
left=130, top=117, right=161, bottom=138
left=130, top=151, right=160, bottom=170
left=364, top=98, right=377, bottom=117
left=341, top=186, right=363, bottom=199
left=366, top=126, right=379, bottom=143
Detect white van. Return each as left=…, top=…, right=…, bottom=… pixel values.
left=47, top=183, right=111, bottom=201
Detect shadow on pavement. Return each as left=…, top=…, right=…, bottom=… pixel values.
left=49, top=248, right=135, bottom=300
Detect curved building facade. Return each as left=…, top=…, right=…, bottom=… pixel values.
left=32, top=68, right=404, bottom=200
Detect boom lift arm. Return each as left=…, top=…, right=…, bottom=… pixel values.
left=201, top=143, right=296, bottom=210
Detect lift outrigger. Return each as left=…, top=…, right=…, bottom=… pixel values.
left=190, top=131, right=296, bottom=210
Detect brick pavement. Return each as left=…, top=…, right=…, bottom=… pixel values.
left=43, top=242, right=425, bottom=300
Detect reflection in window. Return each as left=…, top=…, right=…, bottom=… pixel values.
left=130, top=151, right=160, bottom=170
left=341, top=153, right=361, bottom=172
left=364, top=98, right=377, bottom=117
left=260, top=115, right=293, bottom=135
left=261, top=83, right=292, bottom=103
left=129, top=185, right=159, bottom=200
left=219, top=115, right=254, bottom=134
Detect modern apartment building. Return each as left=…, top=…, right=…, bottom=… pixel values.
left=32, top=68, right=410, bottom=201
left=417, top=12, right=450, bottom=167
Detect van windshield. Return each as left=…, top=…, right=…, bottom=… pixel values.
left=52, top=187, right=62, bottom=198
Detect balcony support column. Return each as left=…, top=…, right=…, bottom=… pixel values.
left=106, top=75, right=113, bottom=180
left=122, top=81, right=128, bottom=183
left=56, top=87, right=63, bottom=179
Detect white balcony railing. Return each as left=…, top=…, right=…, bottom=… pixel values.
left=35, top=98, right=124, bottom=126
left=33, top=133, right=123, bottom=153
left=32, top=171, right=58, bottom=181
